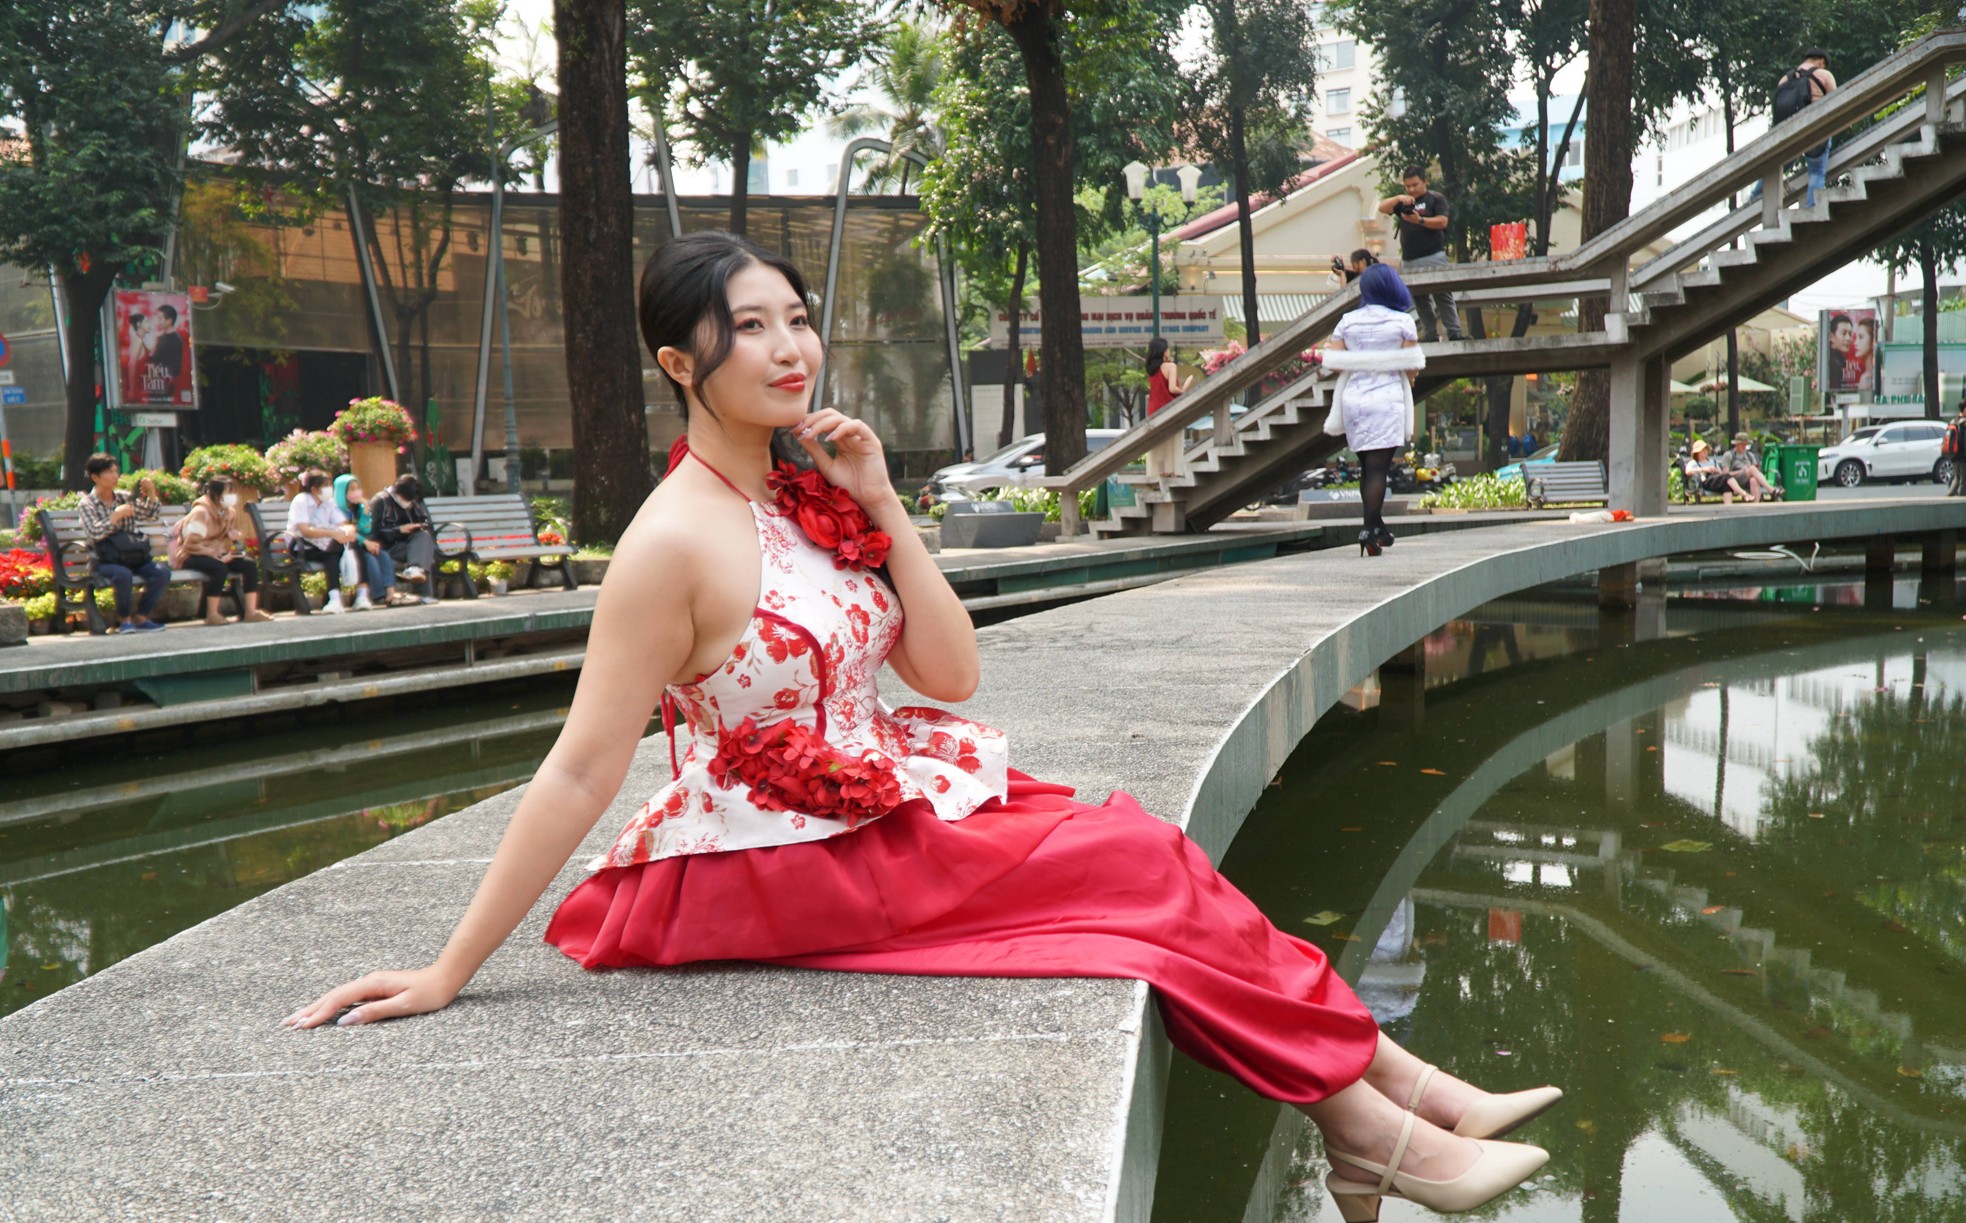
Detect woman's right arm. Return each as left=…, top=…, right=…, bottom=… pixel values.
left=284, top=520, right=697, bottom=1028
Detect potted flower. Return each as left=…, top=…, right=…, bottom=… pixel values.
left=265, top=429, right=350, bottom=494
left=328, top=397, right=418, bottom=499
left=485, top=560, right=515, bottom=595
left=180, top=446, right=280, bottom=507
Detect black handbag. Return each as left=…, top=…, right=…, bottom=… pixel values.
left=95, top=529, right=153, bottom=567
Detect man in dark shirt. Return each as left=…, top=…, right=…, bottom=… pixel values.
left=146, top=304, right=185, bottom=400
left=1377, top=167, right=1465, bottom=342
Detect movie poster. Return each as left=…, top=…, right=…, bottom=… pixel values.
left=113, top=290, right=196, bottom=408
left=1817, top=306, right=1882, bottom=402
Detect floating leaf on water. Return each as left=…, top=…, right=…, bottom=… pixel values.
left=1710, top=1068, right=1739, bottom=1076
left=1339, top=827, right=1363, bottom=833
left=1808, top=812, right=1825, bottom=819
left=1803, top=1025, right=1832, bottom=1039
left=40, top=964, right=60, bottom=971
left=1720, top=969, right=1759, bottom=977
left=1701, top=905, right=1724, bottom=915
left=1377, top=761, right=1399, bottom=767
left=1823, top=888, right=1837, bottom=898
left=141, top=871, right=159, bottom=881
left=1898, top=1066, right=1925, bottom=1078
left=1639, top=821, right=1666, bottom=828
left=1332, top=932, right=1362, bottom=943
left=1660, top=1032, right=1693, bottom=1043
left=1724, top=871, right=1738, bottom=878
left=1420, top=768, right=1446, bottom=776
left=1884, top=920, right=1910, bottom=934
left=1660, top=840, right=1713, bottom=853
left=1303, top=911, right=1345, bottom=926
left=1575, top=1119, right=1597, bottom=1132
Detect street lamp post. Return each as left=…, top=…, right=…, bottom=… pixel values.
left=1122, top=161, right=1201, bottom=339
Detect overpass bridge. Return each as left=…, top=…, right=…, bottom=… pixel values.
left=1048, top=30, right=1966, bottom=536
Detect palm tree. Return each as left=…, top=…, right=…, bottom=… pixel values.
left=829, top=19, right=945, bottom=194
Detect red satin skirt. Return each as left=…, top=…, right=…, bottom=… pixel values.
left=545, top=771, right=1379, bottom=1104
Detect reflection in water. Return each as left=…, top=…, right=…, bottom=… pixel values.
left=1154, top=580, right=1966, bottom=1223
left=0, top=684, right=587, bottom=1018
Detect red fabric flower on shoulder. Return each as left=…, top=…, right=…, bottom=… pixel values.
left=707, top=716, right=904, bottom=828
left=766, top=462, right=892, bottom=571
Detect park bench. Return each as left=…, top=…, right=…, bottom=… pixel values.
left=1525, top=461, right=1609, bottom=509
left=424, top=494, right=577, bottom=597
left=37, top=505, right=240, bottom=635
left=245, top=501, right=345, bottom=615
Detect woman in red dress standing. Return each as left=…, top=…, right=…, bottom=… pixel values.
left=284, top=232, right=1558, bottom=1221
left=1144, top=335, right=1193, bottom=479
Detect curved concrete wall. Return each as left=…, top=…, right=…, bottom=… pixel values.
left=0, top=500, right=1958, bottom=1221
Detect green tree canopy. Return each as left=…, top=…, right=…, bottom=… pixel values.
left=831, top=18, right=948, bottom=194
left=629, top=0, right=875, bottom=235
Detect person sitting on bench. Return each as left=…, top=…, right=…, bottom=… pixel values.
left=369, top=475, right=440, bottom=603
left=1683, top=439, right=1751, bottom=503
left=78, top=454, right=169, bottom=633
left=285, top=469, right=356, bottom=614
left=1719, top=432, right=1777, bottom=501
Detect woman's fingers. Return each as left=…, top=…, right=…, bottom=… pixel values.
left=282, top=971, right=403, bottom=1029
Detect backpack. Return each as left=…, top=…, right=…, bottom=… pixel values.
left=1773, top=68, right=1821, bottom=123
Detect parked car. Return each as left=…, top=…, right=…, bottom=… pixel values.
left=1492, top=442, right=1560, bottom=483
left=1816, top=421, right=1952, bottom=488
left=929, top=430, right=1129, bottom=496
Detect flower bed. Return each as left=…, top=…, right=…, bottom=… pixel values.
left=0, top=548, right=53, bottom=600
left=1417, top=473, right=1529, bottom=512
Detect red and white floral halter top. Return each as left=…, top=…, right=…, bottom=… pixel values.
left=591, top=453, right=1010, bottom=869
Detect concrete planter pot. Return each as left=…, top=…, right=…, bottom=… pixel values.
left=159, top=584, right=204, bottom=622
left=570, top=557, right=610, bottom=585
left=348, top=442, right=399, bottom=502
left=1037, top=522, right=1062, bottom=542
left=490, top=579, right=509, bottom=596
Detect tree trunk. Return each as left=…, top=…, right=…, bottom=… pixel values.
left=57, top=264, right=120, bottom=486
left=1003, top=4, right=1088, bottom=478
left=729, top=134, right=752, bottom=236
left=1001, top=240, right=1029, bottom=449
left=557, top=0, right=652, bottom=543
left=1921, top=239, right=1941, bottom=420
left=1558, top=0, right=1637, bottom=464
left=1228, top=104, right=1262, bottom=349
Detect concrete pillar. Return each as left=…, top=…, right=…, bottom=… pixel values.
left=1598, top=559, right=1665, bottom=609
left=1866, top=537, right=1896, bottom=610
left=1608, top=352, right=1670, bottom=518
left=1605, top=716, right=1636, bottom=811
left=1377, top=640, right=1427, bottom=732
left=1921, top=529, right=1957, bottom=574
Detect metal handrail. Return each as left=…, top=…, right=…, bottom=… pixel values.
left=1044, top=28, right=1966, bottom=513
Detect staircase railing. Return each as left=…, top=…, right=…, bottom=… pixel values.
left=1042, top=28, right=1966, bottom=531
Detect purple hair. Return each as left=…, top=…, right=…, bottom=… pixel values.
left=1358, top=263, right=1413, bottom=313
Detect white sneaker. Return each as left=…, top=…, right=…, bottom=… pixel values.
left=352, top=589, right=375, bottom=611
left=323, top=591, right=346, bottom=614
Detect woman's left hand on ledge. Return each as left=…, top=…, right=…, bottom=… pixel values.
left=796, top=408, right=894, bottom=509
left=281, top=965, right=461, bottom=1030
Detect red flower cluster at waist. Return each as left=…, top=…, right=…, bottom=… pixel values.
left=766, top=461, right=892, bottom=570
left=706, top=715, right=904, bottom=828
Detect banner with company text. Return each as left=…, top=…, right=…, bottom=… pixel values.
left=989, top=296, right=1226, bottom=349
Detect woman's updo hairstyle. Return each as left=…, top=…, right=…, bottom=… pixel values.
left=639, top=230, right=815, bottom=423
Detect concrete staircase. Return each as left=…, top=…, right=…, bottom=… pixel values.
left=1064, top=31, right=1966, bottom=536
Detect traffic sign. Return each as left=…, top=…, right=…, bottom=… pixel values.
left=1, top=388, right=25, bottom=405
left=0, top=371, right=13, bottom=385
left=0, top=331, right=9, bottom=367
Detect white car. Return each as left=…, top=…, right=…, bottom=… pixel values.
left=930, top=429, right=1129, bottom=496
left=1817, top=421, right=1954, bottom=488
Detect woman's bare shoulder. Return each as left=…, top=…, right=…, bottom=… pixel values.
left=602, top=474, right=749, bottom=592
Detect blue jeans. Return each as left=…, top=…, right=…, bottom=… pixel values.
left=358, top=545, right=397, bottom=597
left=1750, top=138, right=1831, bottom=208
left=97, top=559, right=169, bottom=620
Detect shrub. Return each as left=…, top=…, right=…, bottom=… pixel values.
left=485, top=560, right=515, bottom=583
left=9, top=451, right=63, bottom=487
left=19, top=592, right=57, bottom=622
left=180, top=445, right=280, bottom=495
left=329, top=397, right=418, bottom=448
left=980, top=486, right=1097, bottom=523
left=1418, top=473, right=1529, bottom=511
left=16, top=492, right=81, bottom=544
left=265, top=429, right=349, bottom=485
left=117, top=469, right=200, bottom=504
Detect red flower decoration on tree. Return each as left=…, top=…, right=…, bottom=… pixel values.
left=766, top=462, right=891, bottom=571
left=707, top=716, right=904, bottom=828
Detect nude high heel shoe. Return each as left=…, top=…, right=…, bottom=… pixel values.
left=1405, top=1063, right=1565, bottom=1139
left=1324, top=1110, right=1548, bottom=1222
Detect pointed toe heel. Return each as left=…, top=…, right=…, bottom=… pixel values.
left=1453, top=1085, right=1565, bottom=1139
left=1326, top=1110, right=1549, bottom=1217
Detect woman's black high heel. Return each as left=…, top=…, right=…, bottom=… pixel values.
left=1375, top=526, right=1396, bottom=549
left=1358, top=529, right=1382, bottom=557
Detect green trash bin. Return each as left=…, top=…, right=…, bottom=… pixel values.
left=1768, top=443, right=1819, bottom=501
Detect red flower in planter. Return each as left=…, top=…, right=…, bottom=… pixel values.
left=765, top=462, right=891, bottom=571
left=707, top=716, right=903, bottom=828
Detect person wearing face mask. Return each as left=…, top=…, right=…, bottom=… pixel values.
left=174, top=478, right=274, bottom=625
left=368, top=475, right=441, bottom=603
left=335, top=473, right=417, bottom=607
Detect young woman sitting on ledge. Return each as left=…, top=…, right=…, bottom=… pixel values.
left=283, top=232, right=1562, bottom=1222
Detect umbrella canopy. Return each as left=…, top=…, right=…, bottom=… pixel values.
left=1668, top=379, right=1700, bottom=396
left=1695, top=374, right=1777, bottom=393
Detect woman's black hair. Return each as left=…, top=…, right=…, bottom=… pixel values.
left=203, top=477, right=229, bottom=502
left=1145, top=336, right=1170, bottom=374
left=300, top=468, right=330, bottom=494
left=639, top=231, right=816, bottom=427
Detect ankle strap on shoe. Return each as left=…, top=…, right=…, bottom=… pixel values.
left=1406, top=1064, right=1438, bottom=1112
left=1380, top=1110, right=1416, bottom=1195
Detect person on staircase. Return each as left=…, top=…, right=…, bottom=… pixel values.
left=1144, top=337, right=1195, bottom=479
left=369, top=475, right=441, bottom=604
left=1751, top=49, right=1836, bottom=209
left=1378, top=168, right=1465, bottom=343
left=176, top=478, right=274, bottom=625
left=1324, top=263, right=1425, bottom=556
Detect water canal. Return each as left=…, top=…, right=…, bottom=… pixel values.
left=1157, top=573, right=1966, bottom=1222
left=6, top=564, right=1965, bottom=1221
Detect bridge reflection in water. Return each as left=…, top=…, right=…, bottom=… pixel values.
left=1154, top=575, right=1966, bottom=1223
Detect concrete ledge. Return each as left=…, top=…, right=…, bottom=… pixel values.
left=0, top=602, right=23, bottom=648
left=2, top=497, right=1960, bottom=1221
